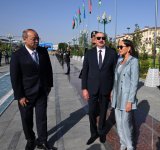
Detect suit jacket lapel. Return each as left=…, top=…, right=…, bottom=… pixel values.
left=22, top=47, right=39, bottom=67
left=119, top=55, right=133, bottom=78
left=92, top=47, right=99, bottom=69
left=100, top=47, right=108, bottom=69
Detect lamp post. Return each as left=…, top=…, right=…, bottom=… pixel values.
left=97, top=12, right=111, bottom=34
left=97, top=16, right=101, bottom=31
left=68, top=41, right=71, bottom=47
left=127, top=27, right=130, bottom=33
left=72, top=37, right=77, bottom=50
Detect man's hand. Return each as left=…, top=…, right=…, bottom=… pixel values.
left=125, top=102, right=132, bottom=112
left=19, top=97, right=29, bottom=107
left=109, top=92, right=112, bottom=101
left=82, top=89, right=89, bottom=101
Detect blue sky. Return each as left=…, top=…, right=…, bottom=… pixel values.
left=0, top=0, right=159, bottom=44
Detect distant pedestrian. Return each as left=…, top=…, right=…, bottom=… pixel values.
left=111, top=39, right=139, bottom=150
left=60, top=51, right=64, bottom=67
left=10, top=29, right=56, bottom=150
left=5, top=51, right=9, bottom=64
left=65, top=47, right=71, bottom=75
left=0, top=51, right=2, bottom=66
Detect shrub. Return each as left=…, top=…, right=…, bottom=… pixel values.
left=139, top=59, right=150, bottom=78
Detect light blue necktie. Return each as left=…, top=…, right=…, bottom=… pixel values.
left=32, top=51, right=39, bottom=64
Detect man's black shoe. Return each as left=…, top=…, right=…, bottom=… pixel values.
left=65, top=73, right=69, bottom=75
left=86, top=135, right=99, bottom=145
left=25, top=140, right=36, bottom=150
left=99, top=134, right=106, bottom=143
left=37, top=142, right=57, bottom=150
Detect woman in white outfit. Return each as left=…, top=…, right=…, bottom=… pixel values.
left=111, top=39, right=139, bottom=150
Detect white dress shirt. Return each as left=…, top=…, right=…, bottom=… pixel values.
left=25, top=45, right=39, bottom=63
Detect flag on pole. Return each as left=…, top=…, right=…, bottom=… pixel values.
left=72, top=17, right=75, bottom=29
left=88, top=0, right=92, bottom=14
left=83, top=0, right=86, bottom=19
left=78, top=7, right=81, bottom=24
left=75, top=14, right=78, bottom=28
left=98, top=0, right=102, bottom=6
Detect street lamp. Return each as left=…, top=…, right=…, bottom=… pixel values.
left=97, top=11, right=111, bottom=34
left=127, top=27, right=130, bottom=33
left=72, top=37, right=77, bottom=48
left=97, top=16, right=101, bottom=31
left=68, top=41, right=71, bottom=47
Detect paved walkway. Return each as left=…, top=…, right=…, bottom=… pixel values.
left=0, top=56, right=108, bottom=150
left=71, top=57, right=160, bottom=150
left=0, top=55, right=160, bottom=150
left=71, top=57, right=160, bottom=122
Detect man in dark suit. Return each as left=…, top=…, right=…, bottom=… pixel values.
left=10, top=29, right=56, bottom=150
left=0, top=51, right=2, bottom=66
left=82, top=32, right=117, bottom=145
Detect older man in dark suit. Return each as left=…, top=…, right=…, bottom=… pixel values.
left=10, top=29, right=56, bottom=150
left=82, top=32, right=117, bottom=145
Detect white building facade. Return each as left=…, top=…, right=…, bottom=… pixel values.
left=116, top=27, right=160, bottom=54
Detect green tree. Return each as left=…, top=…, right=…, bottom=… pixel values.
left=58, top=43, right=68, bottom=52
left=78, top=32, right=88, bottom=48
left=157, top=36, right=160, bottom=50
left=132, top=24, right=143, bottom=55
left=141, top=44, right=148, bottom=60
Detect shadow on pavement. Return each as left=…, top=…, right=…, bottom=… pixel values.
left=137, top=81, right=144, bottom=90
left=105, top=108, right=116, bottom=135
left=134, top=100, right=150, bottom=148
left=86, top=143, right=103, bottom=150
left=47, top=105, right=87, bottom=145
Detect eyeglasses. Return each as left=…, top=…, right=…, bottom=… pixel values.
left=117, top=45, right=128, bottom=49
left=96, top=37, right=106, bottom=40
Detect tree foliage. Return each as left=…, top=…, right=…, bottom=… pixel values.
left=58, top=43, right=68, bottom=52
left=157, top=36, right=160, bottom=48
left=132, top=24, right=143, bottom=55
left=78, top=32, right=88, bottom=48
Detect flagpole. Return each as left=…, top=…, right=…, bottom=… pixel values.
left=114, top=0, right=117, bottom=45
left=98, top=1, right=100, bottom=31
left=88, top=0, right=92, bottom=46
left=153, top=0, right=158, bottom=68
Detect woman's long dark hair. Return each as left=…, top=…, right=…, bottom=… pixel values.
left=122, top=39, right=138, bottom=58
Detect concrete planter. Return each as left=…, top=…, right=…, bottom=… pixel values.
left=145, top=68, right=160, bottom=87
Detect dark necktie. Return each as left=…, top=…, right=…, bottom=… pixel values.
left=99, top=50, right=102, bottom=69
left=32, top=51, right=39, bottom=64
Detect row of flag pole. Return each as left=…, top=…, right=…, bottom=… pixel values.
left=72, top=0, right=102, bottom=29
